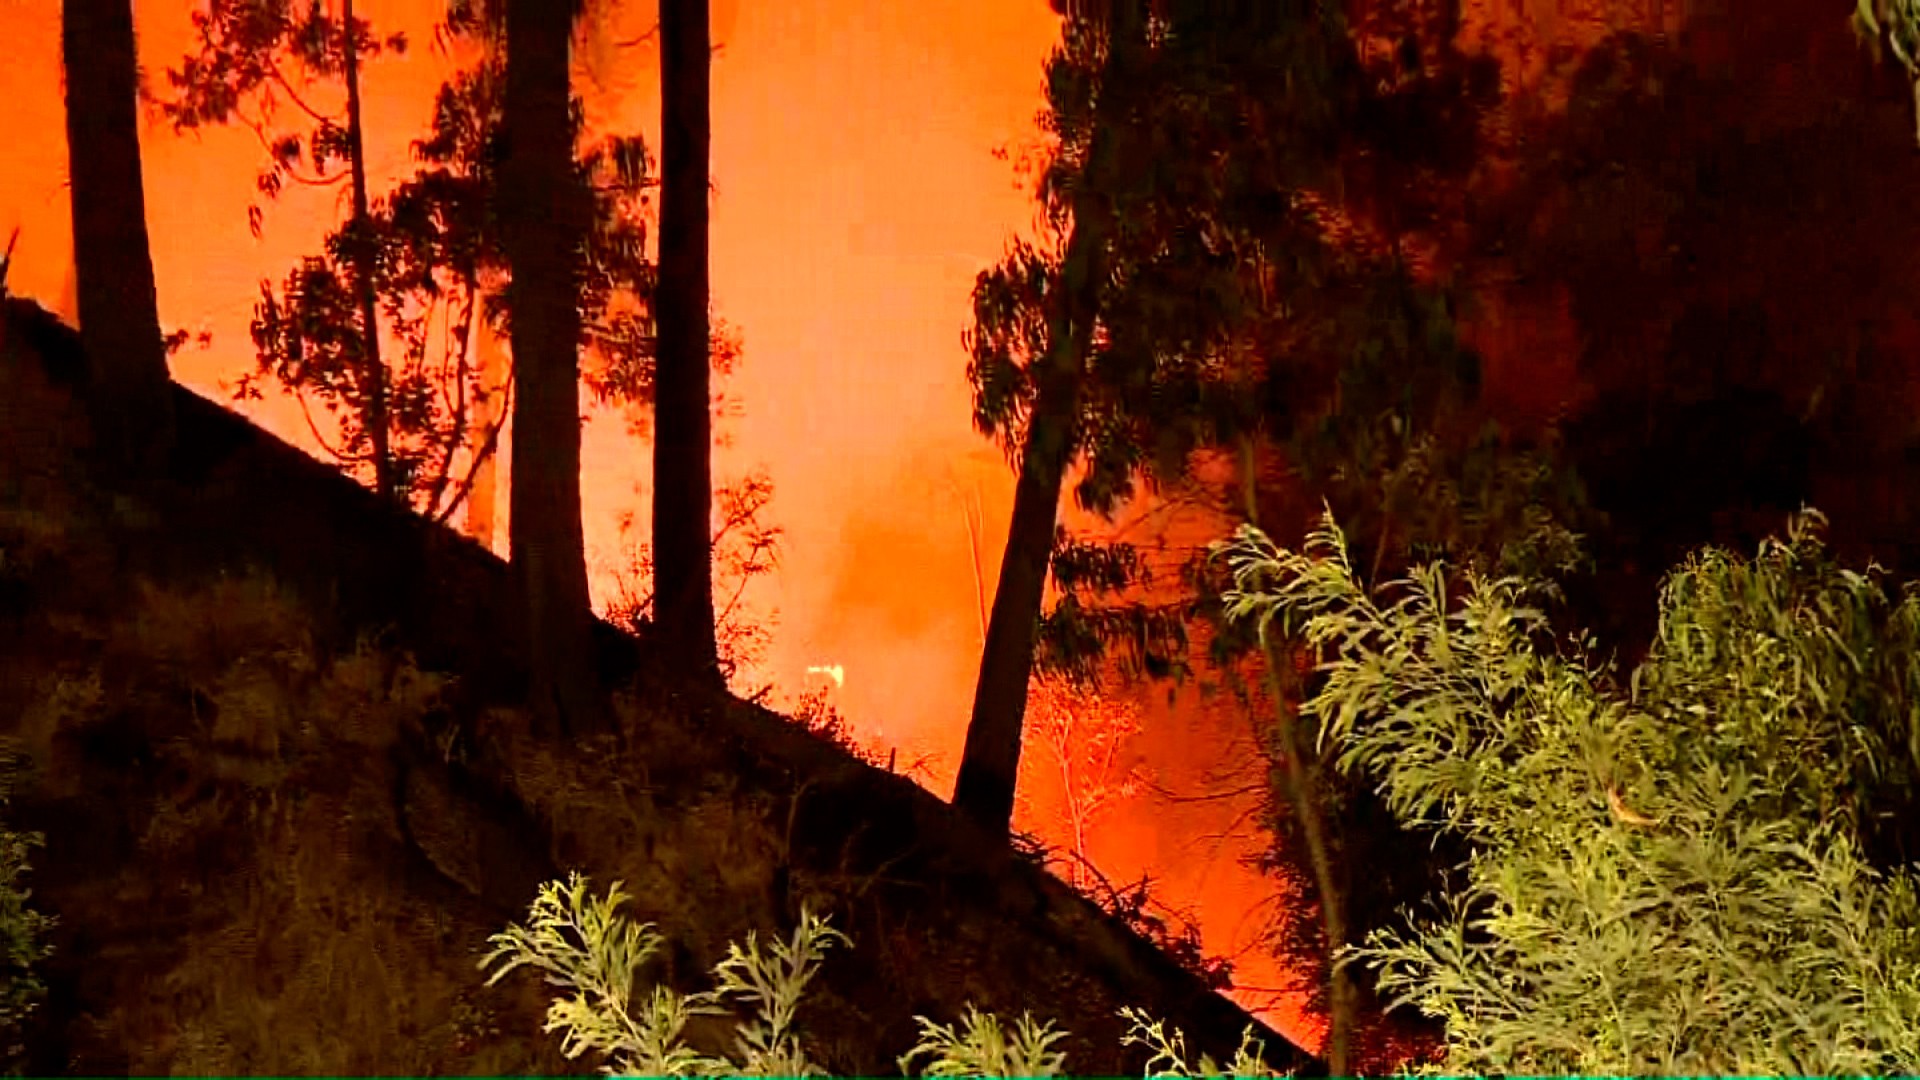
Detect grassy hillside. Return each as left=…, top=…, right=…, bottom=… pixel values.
left=0, top=295, right=1314, bottom=1076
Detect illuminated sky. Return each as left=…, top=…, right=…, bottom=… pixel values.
left=1, top=0, right=1314, bottom=1042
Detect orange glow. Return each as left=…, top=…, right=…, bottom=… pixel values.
left=3, top=0, right=1317, bottom=1045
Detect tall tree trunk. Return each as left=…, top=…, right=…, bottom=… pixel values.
left=653, top=0, right=720, bottom=681
left=340, top=0, right=393, bottom=500
left=62, top=0, right=174, bottom=475
left=501, top=0, right=607, bottom=737
left=950, top=0, right=1141, bottom=835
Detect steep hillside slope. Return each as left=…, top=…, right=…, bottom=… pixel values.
left=0, top=296, right=1315, bottom=1076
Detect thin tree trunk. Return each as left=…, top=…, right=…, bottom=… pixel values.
left=340, top=0, right=393, bottom=500
left=1911, top=74, right=1919, bottom=146
left=1264, top=656, right=1355, bottom=1076
left=1057, top=719, right=1090, bottom=888
left=502, top=0, right=607, bottom=738
left=63, top=0, right=174, bottom=476
left=1240, top=437, right=1354, bottom=1076
left=653, top=0, right=721, bottom=681
left=951, top=0, right=1142, bottom=836
left=464, top=310, right=507, bottom=548
left=58, top=262, right=77, bottom=324
left=961, top=487, right=988, bottom=647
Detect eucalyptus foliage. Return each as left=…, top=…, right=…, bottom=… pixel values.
left=1117, top=1006, right=1289, bottom=1080
left=482, top=873, right=1288, bottom=1078
left=241, top=57, right=665, bottom=520
left=898, top=1005, right=1070, bottom=1078
left=1215, top=507, right=1920, bottom=1074
left=1856, top=0, right=1920, bottom=85
left=165, top=3, right=705, bottom=516
left=1854, top=0, right=1920, bottom=142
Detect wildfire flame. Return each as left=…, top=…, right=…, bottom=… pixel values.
left=805, top=663, right=845, bottom=688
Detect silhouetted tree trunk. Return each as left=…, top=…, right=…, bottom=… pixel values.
left=501, top=0, right=607, bottom=737
left=62, top=0, right=174, bottom=474
left=951, top=0, right=1142, bottom=835
left=653, top=0, right=720, bottom=682
left=340, top=0, right=394, bottom=500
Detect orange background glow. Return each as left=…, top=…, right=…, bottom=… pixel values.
left=3, top=0, right=1321, bottom=1043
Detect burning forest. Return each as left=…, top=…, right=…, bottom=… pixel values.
left=5, top=0, right=1920, bottom=1073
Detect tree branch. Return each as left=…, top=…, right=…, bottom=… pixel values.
left=264, top=57, right=339, bottom=126
left=432, top=376, right=511, bottom=528
left=293, top=386, right=358, bottom=463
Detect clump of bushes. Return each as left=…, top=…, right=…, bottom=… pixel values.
left=480, top=873, right=1286, bottom=1078
left=1217, top=508, right=1920, bottom=1075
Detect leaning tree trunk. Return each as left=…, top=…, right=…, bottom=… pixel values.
left=62, top=0, right=174, bottom=475
left=950, top=0, right=1142, bottom=836
left=652, top=0, right=721, bottom=682
left=501, top=0, right=608, bottom=738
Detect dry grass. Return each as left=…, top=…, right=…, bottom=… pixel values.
left=5, top=561, right=567, bottom=1073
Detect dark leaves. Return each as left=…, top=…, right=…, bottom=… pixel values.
left=233, top=39, right=672, bottom=520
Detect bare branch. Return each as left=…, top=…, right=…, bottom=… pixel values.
left=432, top=376, right=511, bottom=527
left=264, top=57, right=339, bottom=126
left=614, top=22, right=660, bottom=47
left=293, top=387, right=357, bottom=463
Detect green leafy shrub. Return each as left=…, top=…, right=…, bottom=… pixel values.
left=1216, top=507, right=1920, bottom=1075
left=481, top=873, right=1288, bottom=1078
